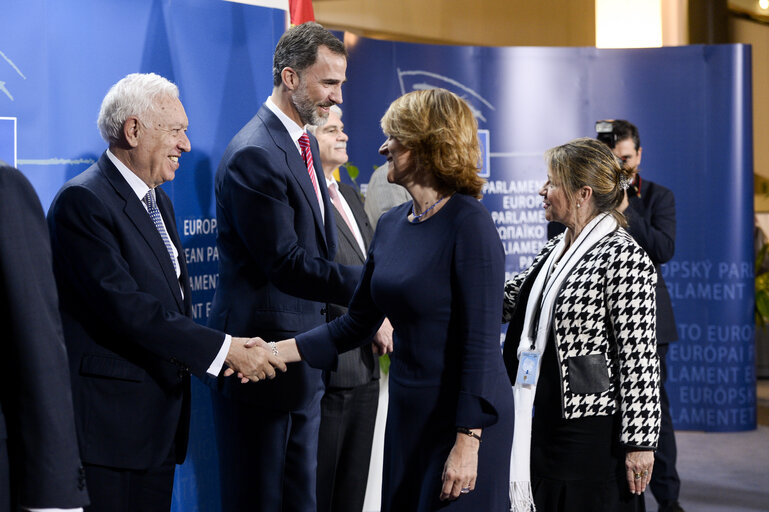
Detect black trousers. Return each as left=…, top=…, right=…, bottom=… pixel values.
left=649, top=343, right=681, bottom=509
left=317, top=379, right=379, bottom=512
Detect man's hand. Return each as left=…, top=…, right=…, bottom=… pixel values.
left=223, top=337, right=287, bottom=384
left=372, top=317, right=394, bottom=355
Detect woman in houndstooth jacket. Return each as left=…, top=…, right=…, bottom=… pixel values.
left=503, top=138, right=660, bottom=512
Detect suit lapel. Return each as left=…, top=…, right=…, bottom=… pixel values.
left=99, top=154, right=184, bottom=311
left=339, top=183, right=373, bottom=248
left=332, top=207, right=364, bottom=261
left=258, top=107, right=329, bottom=251
left=313, top=134, right=338, bottom=258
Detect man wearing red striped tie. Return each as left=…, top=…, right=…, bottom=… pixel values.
left=210, top=22, right=364, bottom=511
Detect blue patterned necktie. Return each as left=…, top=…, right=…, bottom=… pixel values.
left=143, top=190, right=179, bottom=274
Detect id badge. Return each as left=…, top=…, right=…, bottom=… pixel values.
left=516, top=350, right=540, bottom=386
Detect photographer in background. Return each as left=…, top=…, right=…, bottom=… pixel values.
left=598, top=119, right=682, bottom=512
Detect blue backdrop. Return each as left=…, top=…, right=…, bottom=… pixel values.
left=342, top=39, right=756, bottom=434
left=0, top=1, right=756, bottom=509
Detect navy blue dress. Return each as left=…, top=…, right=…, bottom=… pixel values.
left=298, top=194, right=513, bottom=511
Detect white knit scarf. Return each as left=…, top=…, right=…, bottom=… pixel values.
left=509, top=213, right=617, bottom=512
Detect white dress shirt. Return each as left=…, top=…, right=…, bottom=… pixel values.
left=265, top=97, right=325, bottom=222
left=326, top=177, right=366, bottom=256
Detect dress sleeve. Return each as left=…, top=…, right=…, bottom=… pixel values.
left=604, top=235, right=661, bottom=449
left=296, top=233, right=385, bottom=370
left=453, top=208, right=507, bottom=428
left=502, top=235, right=561, bottom=322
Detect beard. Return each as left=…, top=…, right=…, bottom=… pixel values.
left=292, top=81, right=329, bottom=126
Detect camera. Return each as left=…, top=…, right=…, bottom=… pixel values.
left=595, top=120, right=618, bottom=149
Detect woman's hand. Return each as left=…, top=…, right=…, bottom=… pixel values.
left=235, top=337, right=302, bottom=381
left=224, top=337, right=287, bottom=384
left=440, top=430, right=480, bottom=501
left=625, top=450, right=654, bottom=495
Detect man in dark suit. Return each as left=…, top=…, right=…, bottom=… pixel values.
left=47, top=73, right=284, bottom=512
left=606, top=120, right=681, bottom=512
left=209, top=22, right=365, bottom=511
left=308, top=106, right=393, bottom=512
left=0, top=161, right=89, bottom=512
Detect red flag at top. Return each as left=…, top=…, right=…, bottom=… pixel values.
left=289, top=0, right=315, bottom=25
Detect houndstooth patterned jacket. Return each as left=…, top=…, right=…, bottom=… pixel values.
left=502, top=228, right=661, bottom=450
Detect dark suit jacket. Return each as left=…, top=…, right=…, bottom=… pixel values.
left=210, top=105, right=360, bottom=410
left=326, top=182, right=379, bottom=388
left=0, top=163, right=88, bottom=510
left=625, top=178, right=678, bottom=344
left=47, top=153, right=225, bottom=470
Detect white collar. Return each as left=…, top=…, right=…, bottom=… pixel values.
left=106, top=149, right=151, bottom=202
left=265, top=96, right=305, bottom=149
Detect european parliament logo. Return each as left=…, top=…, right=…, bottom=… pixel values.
left=0, top=117, right=16, bottom=167
left=396, top=69, right=493, bottom=179
left=478, top=129, right=490, bottom=178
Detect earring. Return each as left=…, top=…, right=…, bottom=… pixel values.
left=577, top=203, right=581, bottom=208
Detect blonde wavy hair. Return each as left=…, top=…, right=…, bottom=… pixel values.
left=545, top=137, right=634, bottom=228
left=380, top=89, right=485, bottom=198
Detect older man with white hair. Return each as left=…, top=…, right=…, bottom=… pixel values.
left=47, top=73, right=284, bottom=512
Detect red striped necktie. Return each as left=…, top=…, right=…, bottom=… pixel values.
left=298, top=133, right=322, bottom=207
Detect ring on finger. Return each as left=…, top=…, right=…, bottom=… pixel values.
left=460, top=487, right=470, bottom=494
left=642, top=470, right=649, bottom=476
left=633, top=473, right=641, bottom=480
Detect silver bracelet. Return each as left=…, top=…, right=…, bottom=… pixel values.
left=268, top=341, right=279, bottom=357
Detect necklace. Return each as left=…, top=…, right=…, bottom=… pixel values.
left=410, top=195, right=446, bottom=223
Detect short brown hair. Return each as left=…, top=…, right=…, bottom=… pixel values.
left=273, top=22, right=346, bottom=87
left=545, top=137, right=633, bottom=227
left=380, top=89, right=484, bottom=198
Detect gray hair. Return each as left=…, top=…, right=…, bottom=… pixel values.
left=306, top=105, right=343, bottom=135
left=97, top=73, right=179, bottom=144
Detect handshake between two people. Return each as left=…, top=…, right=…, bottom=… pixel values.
left=223, top=337, right=286, bottom=384
left=222, top=318, right=395, bottom=384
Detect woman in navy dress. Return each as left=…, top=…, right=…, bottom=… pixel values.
left=266, top=89, right=514, bottom=510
